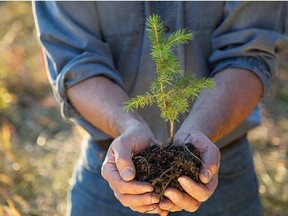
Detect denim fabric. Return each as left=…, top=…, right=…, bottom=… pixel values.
left=67, top=138, right=262, bottom=216
left=33, top=1, right=288, bottom=146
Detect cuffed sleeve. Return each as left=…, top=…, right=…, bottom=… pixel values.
left=210, top=1, right=288, bottom=96
left=33, top=1, right=124, bottom=120
left=211, top=56, right=271, bottom=96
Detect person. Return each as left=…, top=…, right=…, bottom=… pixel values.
left=33, top=2, right=288, bottom=216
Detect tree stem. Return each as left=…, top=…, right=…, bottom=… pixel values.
left=169, top=120, right=174, bottom=145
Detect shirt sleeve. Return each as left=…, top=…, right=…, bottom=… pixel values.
left=33, top=1, right=125, bottom=121
left=209, top=1, right=288, bottom=96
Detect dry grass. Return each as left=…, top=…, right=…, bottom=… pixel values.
left=249, top=70, right=288, bottom=216
left=0, top=2, right=81, bottom=215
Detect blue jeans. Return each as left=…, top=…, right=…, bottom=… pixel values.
left=67, top=137, right=262, bottom=216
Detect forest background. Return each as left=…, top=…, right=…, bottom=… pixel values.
left=0, top=2, right=287, bottom=216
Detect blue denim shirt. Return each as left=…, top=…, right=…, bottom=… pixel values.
left=33, top=1, right=288, bottom=148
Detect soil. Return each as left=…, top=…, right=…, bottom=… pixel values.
left=132, top=143, right=202, bottom=199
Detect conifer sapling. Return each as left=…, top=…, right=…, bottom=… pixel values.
left=124, top=15, right=215, bottom=145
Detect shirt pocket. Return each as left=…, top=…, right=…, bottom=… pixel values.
left=97, top=2, right=145, bottom=40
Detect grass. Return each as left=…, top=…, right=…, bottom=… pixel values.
left=0, top=2, right=287, bottom=216
left=249, top=68, right=288, bottom=216
left=0, top=2, right=81, bottom=215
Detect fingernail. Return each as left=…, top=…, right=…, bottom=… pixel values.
left=151, top=196, right=160, bottom=204
left=121, top=167, right=134, bottom=181
left=164, top=190, right=173, bottom=198
left=178, top=177, right=188, bottom=186
left=203, top=170, right=211, bottom=182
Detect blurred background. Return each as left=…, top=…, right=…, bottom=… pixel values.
left=0, top=2, right=287, bottom=216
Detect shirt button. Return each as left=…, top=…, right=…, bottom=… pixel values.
left=164, top=25, right=170, bottom=33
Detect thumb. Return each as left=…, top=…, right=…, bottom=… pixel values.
left=200, top=169, right=212, bottom=184
left=199, top=145, right=220, bottom=184
left=115, top=149, right=136, bottom=182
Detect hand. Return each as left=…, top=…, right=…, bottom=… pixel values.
left=101, top=124, right=169, bottom=215
left=159, top=131, right=220, bottom=213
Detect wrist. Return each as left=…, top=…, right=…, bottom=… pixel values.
left=118, top=112, right=152, bottom=135
left=116, top=117, right=157, bottom=153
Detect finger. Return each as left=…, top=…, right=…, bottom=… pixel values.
left=101, top=161, right=153, bottom=194
left=109, top=138, right=137, bottom=182
left=179, top=131, right=220, bottom=184
left=159, top=198, right=182, bottom=212
left=130, top=204, right=162, bottom=214
left=163, top=188, right=201, bottom=212
left=178, top=175, right=218, bottom=202
left=114, top=192, right=160, bottom=207
left=159, top=210, right=170, bottom=216
left=116, top=156, right=136, bottom=182
left=199, top=144, right=220, bottom=184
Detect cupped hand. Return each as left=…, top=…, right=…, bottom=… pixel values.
left=159, top=131, right=220, bottom=213
left=101, top=124, right=169, bottom=215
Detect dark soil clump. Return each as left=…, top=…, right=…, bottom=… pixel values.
left=132, top=143, right=202, bottom=199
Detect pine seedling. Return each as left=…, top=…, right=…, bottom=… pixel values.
left=124, top=15, right=215, bottom=144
